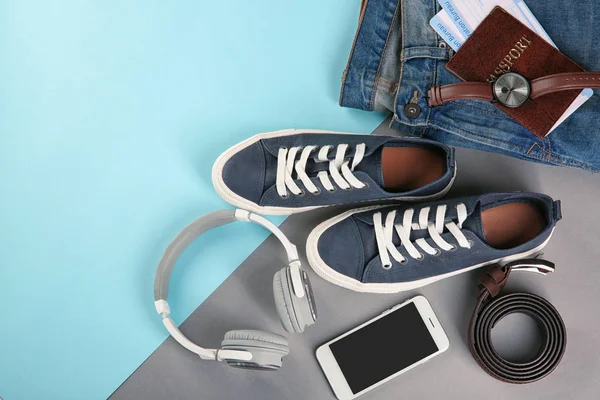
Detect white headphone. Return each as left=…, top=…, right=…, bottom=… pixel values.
left=154, top=209, right=318, bottom=370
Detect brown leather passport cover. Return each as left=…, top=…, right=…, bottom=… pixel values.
left=445, top=6, right=584, bottom=138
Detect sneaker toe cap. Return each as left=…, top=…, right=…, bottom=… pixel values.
left=220, top=143, right=265, bottom=204
left=315, top=217, right=364, bottom=281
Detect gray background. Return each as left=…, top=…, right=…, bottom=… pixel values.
left=111, top=120, right=600, bottom=400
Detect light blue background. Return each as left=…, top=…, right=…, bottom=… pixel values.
left=0, top=1, right=383, bottom=399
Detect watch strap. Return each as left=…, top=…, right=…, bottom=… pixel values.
left=427, top=82, right=493, bottom=107
left=530, top=72, right=600, bottom=99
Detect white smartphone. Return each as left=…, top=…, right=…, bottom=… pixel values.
left=316, top=296, right=449, bottom=400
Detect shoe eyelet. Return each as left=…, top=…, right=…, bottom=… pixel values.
left=296, top=190, right=305, bottom=197
left=280, top=193, right=289, bottom=199
left=381, top=263, right=392, bottom=270
left=311, top=188, right=321, bottom=196
left=279, top=146, right=288, bottom=152
left=467, top=240, right=474, bottom=248
left=361, top=182, right=369, bottom=189
left=400, top=259, right=408, bottom=264
left=449, top=245, right=457, bottom=252
left=415, top=254, right=424, bottom=261
left=327, top=187, right=337, bottom=193
left=432, top=249, right=441, bottom=257
left=343, top=186, right=353, bottom=191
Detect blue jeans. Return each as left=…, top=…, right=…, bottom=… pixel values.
left=340, top=0, right=600, bottom=171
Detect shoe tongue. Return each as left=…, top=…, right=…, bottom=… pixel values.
left=352, top=146, right=384, bottom=187
left=460, top=202, right=487, bottom=243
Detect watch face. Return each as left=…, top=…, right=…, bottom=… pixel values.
left=493, top=72, right=530, bottom=108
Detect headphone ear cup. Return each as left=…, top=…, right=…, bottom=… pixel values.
left=221, top=329, right=289, bottom=371
left=273, top=268, right=303, bottom=333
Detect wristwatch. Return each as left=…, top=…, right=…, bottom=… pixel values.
left=427, top=72, right=600, bottom=108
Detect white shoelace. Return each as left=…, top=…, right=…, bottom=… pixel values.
left=276, top=143, right=367, bottom=197
left=373, top=204, right=472, bottom=269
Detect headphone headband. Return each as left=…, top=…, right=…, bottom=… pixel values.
left=153, top=209, right=300, bottom=360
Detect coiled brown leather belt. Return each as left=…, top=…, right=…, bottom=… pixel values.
left=468, top=259, right=567, bottom=384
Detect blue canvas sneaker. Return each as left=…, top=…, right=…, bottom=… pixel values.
left=213, top=129, right=456, bottom=215
left=306, top=192, right=561, bottom=293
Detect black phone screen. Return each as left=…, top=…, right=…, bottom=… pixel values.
left=329, top=302, right=439, bottom=394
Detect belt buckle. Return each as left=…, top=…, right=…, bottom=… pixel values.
left=504, top=258, right=555, bottom=275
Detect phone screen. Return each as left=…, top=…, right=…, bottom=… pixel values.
left=329, top=302, right=439, bottom=394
